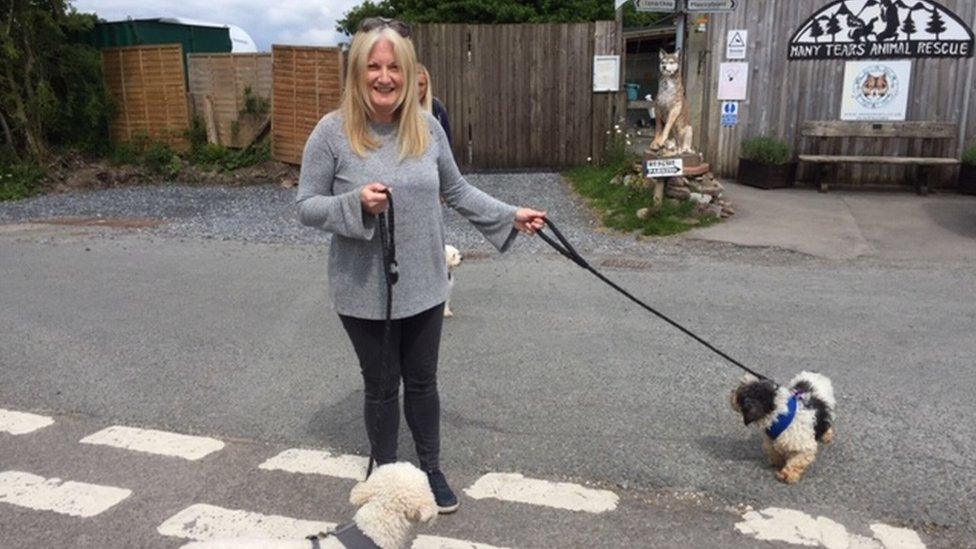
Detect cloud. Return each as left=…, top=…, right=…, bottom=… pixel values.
left=73, top=0, right=360, bottom=50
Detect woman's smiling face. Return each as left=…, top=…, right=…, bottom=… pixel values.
left=366, top=39, right=402, bottom=122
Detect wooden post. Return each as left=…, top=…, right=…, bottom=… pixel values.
left=653, top=178, right=665, bottom=206
left=203, top=95, right=220, bottom=146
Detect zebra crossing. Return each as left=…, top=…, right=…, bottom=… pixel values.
left=0, top=407, right=614, bottom=548
left=0, top=406, right=931, bottom=548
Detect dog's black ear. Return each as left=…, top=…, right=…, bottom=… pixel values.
left=736, top=381, right=776, bottom=425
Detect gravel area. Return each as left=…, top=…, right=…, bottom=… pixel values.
left=0, top=173, right=801, bottom=262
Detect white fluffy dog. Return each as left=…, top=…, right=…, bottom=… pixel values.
left=730, top=371, right=837, bottom=484
left=444, top=245, right=462, bottom=318
left=181, top=462, right=437, bottom=549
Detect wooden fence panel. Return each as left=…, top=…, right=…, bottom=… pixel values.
left=187, top=53, right=272, bottom=148
left=699, top=0, right=975, bottom=189
left=414, top=23, right=612, bottom=170
left=272, top=45, right=343, bottom=165
left=101, top=44, right=189, bottom=149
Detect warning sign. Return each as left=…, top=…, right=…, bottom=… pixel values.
left=727, top=30, right=747, bottom=59
left=721, top=101, right=739, bottom=127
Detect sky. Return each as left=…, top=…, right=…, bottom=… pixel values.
left=73, top=0, right=362, bottom=51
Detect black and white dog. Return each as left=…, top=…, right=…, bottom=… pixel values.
left=731, top=371, right=836, bottom=484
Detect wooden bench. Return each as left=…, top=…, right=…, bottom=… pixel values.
left=798, top=121, right=960, bottom=194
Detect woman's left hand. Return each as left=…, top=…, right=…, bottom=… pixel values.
left=514, top=207, right=547, bottom=235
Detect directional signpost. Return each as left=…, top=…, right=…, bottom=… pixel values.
left=645, top=157, right=685, bottom=178
left=635, top=0, right=677, bottom=11
left=686, top=0, right=737, bottom=12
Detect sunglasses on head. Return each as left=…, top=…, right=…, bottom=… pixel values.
left=358, top=17, right=411, bottom=38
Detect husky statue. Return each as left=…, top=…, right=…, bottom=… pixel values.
left=650, top=50, right=694, bottom=155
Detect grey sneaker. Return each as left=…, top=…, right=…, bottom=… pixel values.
left=427, top=470, right=460, bottom=514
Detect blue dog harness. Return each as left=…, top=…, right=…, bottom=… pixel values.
left=766, top=392, right=804, bottom=439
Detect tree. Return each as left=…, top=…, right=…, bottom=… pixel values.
left=900, top=11, right=916, bottom=40
left=336, top=0, right=665, bottom=37
left=825, top=13, right=843, bottom=42
left=0, top=0, right=108, bottom=162
left=809, top=17, right=825, bottom=43
left=925, top=8, right=946, bottom=40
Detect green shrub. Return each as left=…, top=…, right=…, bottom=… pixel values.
left=0, top=164, right=46, bottom=201
left=240, top=87, right=270, bottom=117
left=602, top=122, right=637, bottom=167
left=741, top=137, right=792, bottom=165
left=963, top=144, right=976, bottom=167
left=221, top=140, right=270, bottom=171
left=143, top=143, right=177, bottom=174
left=111, top=142, right=140, bottom=165
left=187, top=115, right=208, bottom=153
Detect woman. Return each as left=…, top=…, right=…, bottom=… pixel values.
left=417, top=64, right=451, bottom=146
left=296, top=19, right=546, bottom=514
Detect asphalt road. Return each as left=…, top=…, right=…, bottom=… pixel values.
left=2, top=215, right=974, bottom=547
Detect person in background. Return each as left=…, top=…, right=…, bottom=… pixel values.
left=417, top=64, right=451, bottom=147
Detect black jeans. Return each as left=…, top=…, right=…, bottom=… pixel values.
left=339, top=303, right=445, bottom=472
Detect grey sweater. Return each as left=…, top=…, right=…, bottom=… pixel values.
left=297, top=111, right=519, bottom=320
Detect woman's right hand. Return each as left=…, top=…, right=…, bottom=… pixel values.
left=360, top=183, right=390, bottom=215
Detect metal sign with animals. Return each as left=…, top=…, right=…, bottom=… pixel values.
left=788, top=0, right=975, bottom=59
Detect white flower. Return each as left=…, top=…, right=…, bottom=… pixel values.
left=586, top=156, right=592, bottom=162
left=606, top=130, right=611, bottom=135
left=614, top=124, right=620, bottom=130
left=616, top=129, right=622, bottom=134
left=626, top=141, right=632, bottom=146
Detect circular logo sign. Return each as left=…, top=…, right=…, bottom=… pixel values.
left=853, top=65, right=899, bottom=109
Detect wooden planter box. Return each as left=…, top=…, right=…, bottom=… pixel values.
left=737, top=158, right=796, bottom=190
left=959, top=164, right=976, bottom=195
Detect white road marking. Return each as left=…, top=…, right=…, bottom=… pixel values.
left=0, top=409, right=54, bottom=435
left=464, top=472, right=618, bottom=514
left=79, top=425, right=225, bottom=460
left=413, top=535, right=511, bottom=549
left=0, top=470, right=131, bottom=517
left=870, top=524, right=926, bottom=549
left=158, top=503, right=335, bottom=541
left=735, top=507, right=927, bottom=549
left=258, top=448, right=368, bottom=480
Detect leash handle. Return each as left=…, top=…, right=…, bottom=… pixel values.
left=377, top=189, right=398, bottom=286
left=537, top=218, right=773, bottom=383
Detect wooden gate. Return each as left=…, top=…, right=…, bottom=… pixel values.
left=413, top=22, right=621, bottom=170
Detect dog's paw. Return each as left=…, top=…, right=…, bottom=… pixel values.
left=776, top=468, right=801, bottom=485
left=821, top=426, right=835, bottom=445
left=444, top=308, right=454, bottom=318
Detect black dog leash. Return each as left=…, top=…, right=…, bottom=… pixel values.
left=366, top=189, right=398, bottom=479
left=536, top=218, right=773, bottom=383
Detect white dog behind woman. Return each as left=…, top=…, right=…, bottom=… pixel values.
left=296, top=17, right=546, bottom=513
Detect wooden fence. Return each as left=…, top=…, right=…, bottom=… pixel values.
left=101, top=44, right=190, bottom=149
left=695, top=0, right=976, bottom=188
left=187, top=53, right=272, bottom=148
left=271, top=45, right=344, bottom=165
left=413, top=22, right=622, bottom=170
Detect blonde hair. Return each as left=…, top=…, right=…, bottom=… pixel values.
left=340, top=27, right=428, bottom=159
left=417, top=64, right=433, bottom=113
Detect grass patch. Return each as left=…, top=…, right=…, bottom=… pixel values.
left=963, top=143, right=976, bottom=166
left=564, top=160, right=719, bottom=236
left=0, top=164, right=46, bottom=201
